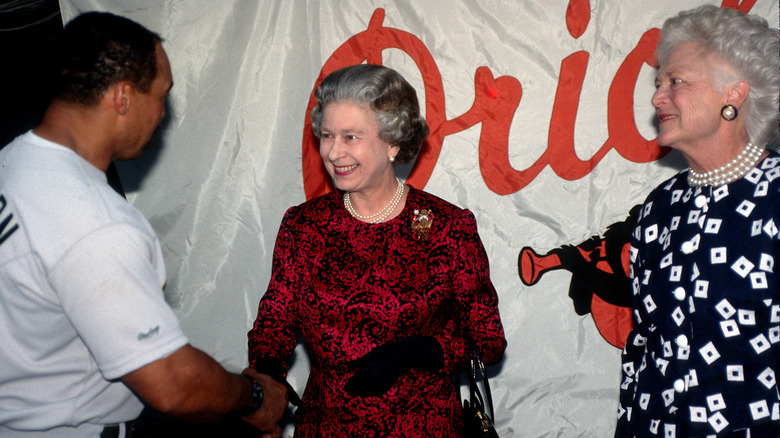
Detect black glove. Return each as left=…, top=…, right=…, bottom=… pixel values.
left=345, top=335, right=443, bottom=397
left=252, top=357, right=302, bottom=406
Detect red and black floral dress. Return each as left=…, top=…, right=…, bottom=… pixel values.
left=248, top=186, right=506, bottom=437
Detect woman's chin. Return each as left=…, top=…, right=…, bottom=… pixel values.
left=655, top=134, right=677, bottom=150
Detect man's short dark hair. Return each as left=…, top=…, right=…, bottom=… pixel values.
left=56, top=12, right=162, bottom=106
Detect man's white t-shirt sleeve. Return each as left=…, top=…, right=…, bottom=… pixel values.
left=48, top=222, right=188, bottom=380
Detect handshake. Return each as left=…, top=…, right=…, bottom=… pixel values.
left=242, top=359, right=303, bottom=437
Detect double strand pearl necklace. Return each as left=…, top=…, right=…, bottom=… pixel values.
left=687, top=142, right=763, bottom=187
left=344, top=178, right=404, bottom=223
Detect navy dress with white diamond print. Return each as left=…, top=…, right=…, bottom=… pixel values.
left=615, top=151, right=780, bottom=437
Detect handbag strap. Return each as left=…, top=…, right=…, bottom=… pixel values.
left=467, top=339, right=495, bottom=421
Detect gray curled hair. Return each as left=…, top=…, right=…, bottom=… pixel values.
left=310, top=64, right=430, bottom=165
left=656, top=5, right=780, bottom=146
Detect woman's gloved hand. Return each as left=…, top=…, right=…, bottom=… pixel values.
left=345, top=335, right=443, bottom=397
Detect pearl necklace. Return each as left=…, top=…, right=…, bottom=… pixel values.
left=687, top=143, right=763, bottom=187
left=344, top=178, right=404, bottom=223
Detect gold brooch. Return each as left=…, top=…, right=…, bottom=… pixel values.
left=411, top=209, right=434, bottom=241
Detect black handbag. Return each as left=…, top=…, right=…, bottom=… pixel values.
left=461, top=341, right=499, bottom=438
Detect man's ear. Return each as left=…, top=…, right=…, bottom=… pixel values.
left=111, top=81, right=133, bottom=116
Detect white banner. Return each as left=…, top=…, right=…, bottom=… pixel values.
left=58, top=1, right=779, bottom=436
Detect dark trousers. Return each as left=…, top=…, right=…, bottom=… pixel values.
left=128, top=406, right=263, bottom=438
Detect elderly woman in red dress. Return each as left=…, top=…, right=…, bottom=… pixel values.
left=248, top=64, right=506, bottom=437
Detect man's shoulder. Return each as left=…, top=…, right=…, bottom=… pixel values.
left=1, top=135, right=153, bottom=267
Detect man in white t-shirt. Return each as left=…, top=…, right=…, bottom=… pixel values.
left=0, top=12, right=287, bottom=438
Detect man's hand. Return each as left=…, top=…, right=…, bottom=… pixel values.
left=241, top=368, right=288, bottom=438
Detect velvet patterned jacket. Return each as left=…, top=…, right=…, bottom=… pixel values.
left=248, top=186, right=506, bottom=437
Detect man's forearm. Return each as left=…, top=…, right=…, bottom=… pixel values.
left=121, top=344, right=284, bottom=423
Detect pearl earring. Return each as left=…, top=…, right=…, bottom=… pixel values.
left=721, top=104, right=738, bottom=121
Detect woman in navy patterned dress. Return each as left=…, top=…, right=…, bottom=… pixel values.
left=615, top=5, right=779, bottom=438
left=248, top=64, right=506, bottom=437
